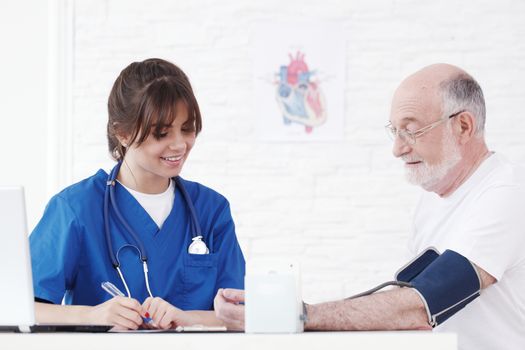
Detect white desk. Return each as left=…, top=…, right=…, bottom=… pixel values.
left=0, top=331, right=456, bottom=350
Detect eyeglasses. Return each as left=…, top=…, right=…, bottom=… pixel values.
left=385, top=110, right=465, bottom=145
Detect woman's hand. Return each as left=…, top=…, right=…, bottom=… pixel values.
left=86, top=296, right=144, bottom=330
left=142, top=297, right=197, bottom=329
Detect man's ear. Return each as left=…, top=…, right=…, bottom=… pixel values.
left=457, top=111, right=476, bottom=145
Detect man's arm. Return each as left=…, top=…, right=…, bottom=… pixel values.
left=306, top=262, right=495, bottom=331
left=474, top=263, right=496, bottom=288
left=305, top=287, right=430, bottom=331
left=214, top=288, right=245, bottom=331
left=214, top=264, right=496, bottom=331
left=213, top=287, right=430, bottom=331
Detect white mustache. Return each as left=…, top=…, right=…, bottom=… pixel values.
left=401, top=156, right=423, bottom=163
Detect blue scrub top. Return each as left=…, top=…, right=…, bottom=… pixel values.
left=30, top=169, right=245, bottom=310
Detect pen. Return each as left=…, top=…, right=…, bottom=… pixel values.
left=101, top=281, right=153, bottom=325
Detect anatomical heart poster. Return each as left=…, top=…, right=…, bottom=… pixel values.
left=253, top=24, right=345, bottom=141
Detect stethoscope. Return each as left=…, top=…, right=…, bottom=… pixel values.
left=103, top=161, right=210, bottom=298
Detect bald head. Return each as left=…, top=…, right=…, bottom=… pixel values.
left=391, top=63, right=486, bottom=134
left=400, top=63, right=467, bottom=90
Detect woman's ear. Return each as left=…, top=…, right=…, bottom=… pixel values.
left=116, top=134, right=130, bottom=148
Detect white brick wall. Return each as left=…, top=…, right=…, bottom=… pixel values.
left=68, top=0, right=525, bottom=303
left=1, top=0, right=50, bottom=234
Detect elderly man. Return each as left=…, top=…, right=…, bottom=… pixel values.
left=214, top=64, right=525, bottom=349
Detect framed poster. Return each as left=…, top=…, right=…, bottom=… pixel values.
left=254, top=23, right=345, bottom=141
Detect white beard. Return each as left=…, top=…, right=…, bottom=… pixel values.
left=403, top=125, right=462, bottom=190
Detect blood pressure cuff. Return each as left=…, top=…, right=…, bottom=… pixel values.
left=396, top=248, right=481, bottom=327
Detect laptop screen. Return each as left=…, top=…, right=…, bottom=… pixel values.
left=0, top=187, right=35, bottom=327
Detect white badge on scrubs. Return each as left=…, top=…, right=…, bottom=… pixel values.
left=188, top=236, right=209, bottom=255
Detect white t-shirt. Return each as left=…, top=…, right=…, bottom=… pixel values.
left=409, top=152, right=525, bottom=350
left=119, top=179, right=175, bottom=229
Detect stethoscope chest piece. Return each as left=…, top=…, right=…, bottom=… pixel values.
left=188, top=235, right=209, bottom=255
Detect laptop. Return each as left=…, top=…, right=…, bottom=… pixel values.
left=0, top=187, right=111, bottom=333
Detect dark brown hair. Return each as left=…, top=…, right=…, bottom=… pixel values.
left=107, top=58, right=202, bottom=160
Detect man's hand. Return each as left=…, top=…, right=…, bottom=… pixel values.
left=213, top=288, right=245, bottom=331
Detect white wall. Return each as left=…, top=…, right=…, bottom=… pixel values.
left=30, top=0, right=525, bottom=303
left=0, top=0, right=49, bottom=231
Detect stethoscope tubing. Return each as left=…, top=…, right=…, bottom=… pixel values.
left=174, top=177, right=213, bottom=249
left=108, top=163, right=149, bottom=262
left=103, top=161, right=209, bottom=298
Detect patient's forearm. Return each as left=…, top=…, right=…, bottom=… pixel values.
left=305, top=288, right=431, bottom=331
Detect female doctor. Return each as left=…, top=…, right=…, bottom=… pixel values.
left=30, top=58, right=245, bottom=330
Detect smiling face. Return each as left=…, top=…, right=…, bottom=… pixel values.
left=118, top=102, right=196, bottom=193
left=390, top=70, right=462, bottom=191
left=107, top=59, right=202, bottom=194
